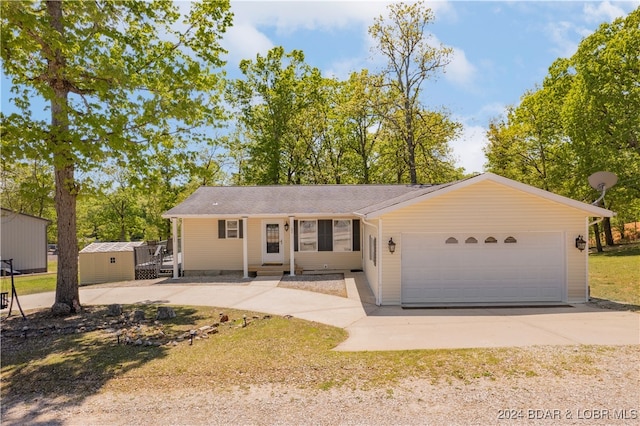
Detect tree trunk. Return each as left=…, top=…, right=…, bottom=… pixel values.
left=54, top=164, right=80, bottom=311
left=593, top=222, right=603, bottom=253
left=48, top=0, right=80, bottom=312
left=603, top=217, right=615, bottom=246
left=405, top=101, right=418, bottom=185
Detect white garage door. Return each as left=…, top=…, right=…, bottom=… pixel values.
left=401, top=232, right=565, bottom=305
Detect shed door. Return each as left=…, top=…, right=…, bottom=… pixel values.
left=401, top=232, right=564, bottom=305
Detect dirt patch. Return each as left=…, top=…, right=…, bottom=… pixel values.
left=279, top=273, right=347, bottom=298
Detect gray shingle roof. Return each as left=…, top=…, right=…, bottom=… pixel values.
left=80, top=241, right=144, bottom=253
left=163, top=184, right=451, bottom=217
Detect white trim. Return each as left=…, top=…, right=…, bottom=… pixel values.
left=377, top=219, right=383, bottom=306
left=242, top=216, right=249, bottom=278
left=162, top=213, right=356, bottom=219
left=171, top=218, right=179, bottom=279
left=363, top=173, right=615, bottom=219
left=289, top=216, right=295, bottom=276
left=180, top=219, right=184, bottom=275
left=584, top=217, right=590, bottom=302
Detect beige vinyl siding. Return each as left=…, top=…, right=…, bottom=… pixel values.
left=0, top=211, right=49, bottom=273
left=183, top=217, right=363, bottom=274
left=362, top=219, right=380, bottom=302
left=183, top=218, right=243, bottom=272
left=293, top=251, right=362, bottom=271
left=79, top=251, right=135, bottom=284
left=379, top=180, right=589, bottom=305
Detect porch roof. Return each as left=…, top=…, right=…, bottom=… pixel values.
left=162, top=183, right=452, bottom=218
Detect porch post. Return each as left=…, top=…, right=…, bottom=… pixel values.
left=171, top=218, right=179, bottom=279
left=289, top=215, right=295, bottom=276
left=243, top=216, right=249, bottom=278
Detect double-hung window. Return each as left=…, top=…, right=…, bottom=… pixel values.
left=333, top=219, right=352, bottom=252
left=226, top=220, right=239, bottom=239
left=299, top=220, right=317, bottom=252
left=296, top=219, right=359, bottom=252
left=218, top=219, right=243, bottom=239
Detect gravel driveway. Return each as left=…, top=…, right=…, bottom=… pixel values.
left=2, top=345, right=638, bottom=425
left=4, top=275, right=638, bottom=425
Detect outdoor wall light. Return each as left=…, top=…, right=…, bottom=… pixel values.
left=388, top=237, right=396, bottom=254
left=575, top=235, right=587, bottom=251
left=284, top=222, right=289, bottom=232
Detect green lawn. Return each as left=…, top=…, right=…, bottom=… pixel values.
left=588, top=243, right=640, bottom=306
left=1, top=304, right=625, bottom=398
left=1, top=260, right=58, bottom=296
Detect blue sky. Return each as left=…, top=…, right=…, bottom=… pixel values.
left=2, top=1, right=638, bottom=176
left=221, top=0, right=640, bottom=174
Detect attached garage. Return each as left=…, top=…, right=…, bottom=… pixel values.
left=401, top=232, right=565, bottom=305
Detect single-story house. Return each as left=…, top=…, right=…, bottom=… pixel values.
left=0, top=208, right=51, bottom=274
left=162, top=173, right=613, bottom=306
left=79, top=241, right=144, bottom=285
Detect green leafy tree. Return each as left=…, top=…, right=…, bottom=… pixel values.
left=228, top=47, right=325, bottom=185
left=1, top=0, right=231, bottom=312
left=485, top=8, right=640, bottom=249
left=369, top=0, right=455, bottom=184
left=338, top=70, right=387, bottom=184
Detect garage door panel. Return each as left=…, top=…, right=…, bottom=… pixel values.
left=401, top=232, right=565, bottom=304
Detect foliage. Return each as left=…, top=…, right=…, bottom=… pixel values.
left=485, top=8, right=640, bottom=244
left=1, top=0, right=232, bottom=309
left=369, top=0, right=459, bottom=184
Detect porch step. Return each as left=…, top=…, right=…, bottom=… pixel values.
left=249, top=264, right=303, bottom=276
left=256, top=270, right=283, bottom=277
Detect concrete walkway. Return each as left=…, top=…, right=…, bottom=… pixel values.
left=6, top=273, right=639, bottom=351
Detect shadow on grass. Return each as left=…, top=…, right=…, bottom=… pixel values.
left=0, top=305, right=205, bottom=425
left=590, top=244, right=640, bottom=257
left=588, top=297, right=640, bottom=312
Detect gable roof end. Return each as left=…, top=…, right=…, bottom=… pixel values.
left=360, top=173, right=614, bottom=218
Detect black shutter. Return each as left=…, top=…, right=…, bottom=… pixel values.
left=318, top=219, right=333, bottom=251
left=218, top=220, right=226, bottom=239
left=352, top=219, right=360, bottom=251
left=239, top=219, right=243, bottom=239
left=294, top=220, right=298, bottom=252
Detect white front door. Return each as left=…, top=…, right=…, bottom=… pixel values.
left=262, top=220, right=284, bottom=264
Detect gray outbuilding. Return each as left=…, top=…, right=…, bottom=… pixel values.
left=0, top=208, right=51, bottom=274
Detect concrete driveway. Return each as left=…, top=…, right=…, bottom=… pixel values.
left=6, top=273, right=639, bottom=351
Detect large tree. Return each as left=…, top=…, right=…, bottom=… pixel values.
left=228, top=47, right=324, bottom=184
left=369, top=0, right=455, bottom=184
left=1, top=0, right=231, bottom=312
left=485, top=7, right=640, bottom=249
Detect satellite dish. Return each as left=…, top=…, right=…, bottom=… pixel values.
left=588, top=171, right=617, bottom=205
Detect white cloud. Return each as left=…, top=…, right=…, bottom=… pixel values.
left=583, top=1, right=628, bottom=23
left=545, top=20, right=584, bottom=58
left=450, top=124, right=488, bottom=174
left=444, top=46, right=476, bottom=88
left=230, top=1, right=392, bottom=34
left=222, top=23, right=274, bottom=69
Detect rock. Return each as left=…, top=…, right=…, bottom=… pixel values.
left=107, top=304, right=123, bottom=316
left=219, top=313, right=229, bottom=323
left=156, top=306, right=176, bottom=320
left=51, top=303, right=71, bottom=316
left=130, top=310, right=145, bottom=322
